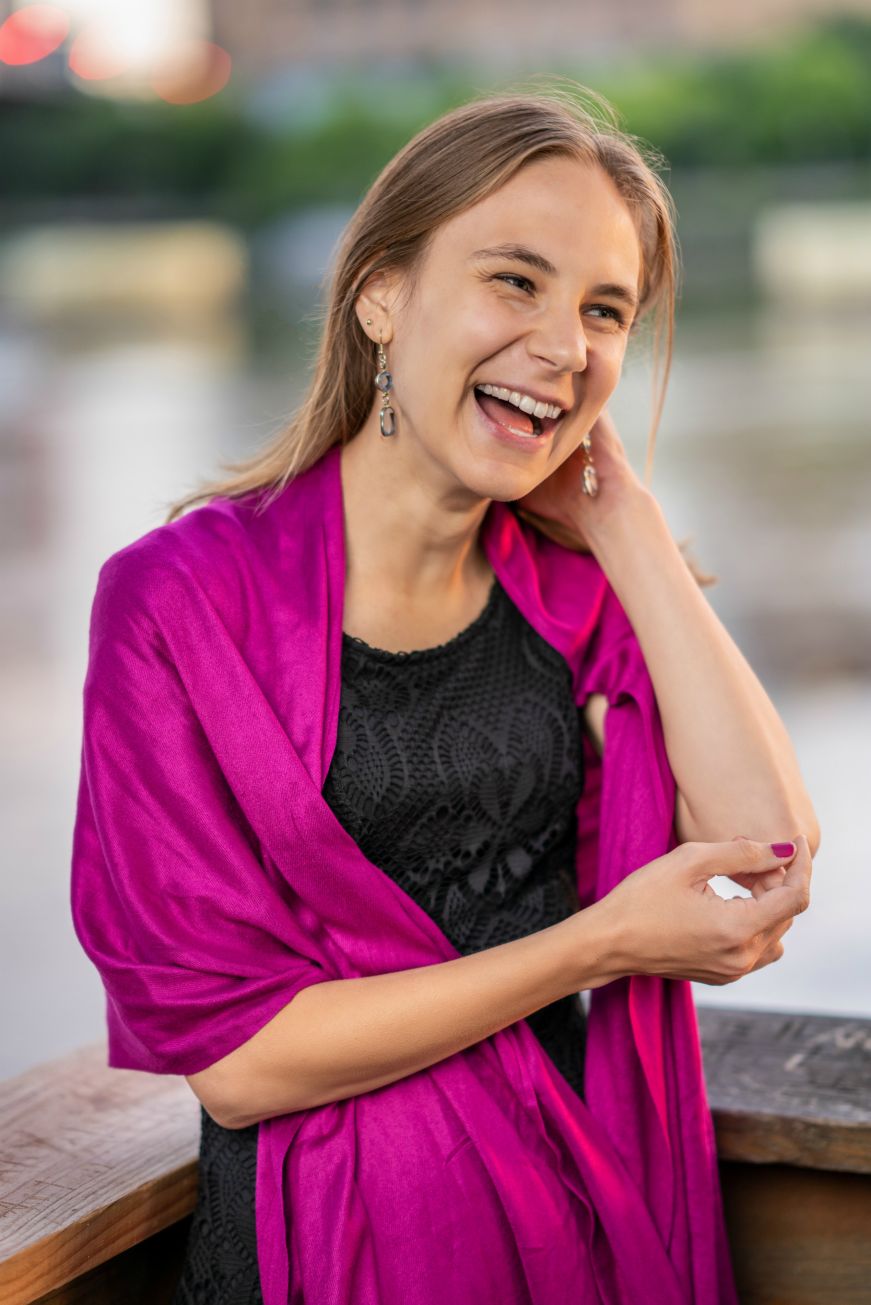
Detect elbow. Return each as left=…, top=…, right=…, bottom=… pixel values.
left=783, top=792, right=821, bottom=858
left=183, top=1032, right=288, bottom=1129
left=207, top=1095, right=251, bottom=1131
left=762, top=808, right=822, bottom=859
left=216, top=1107, right=258, bottom=1131
left=185, top=1063, right=250, bottom=1131
left=772, top=804, right=821, bottom=859
left=185, top=1064, right=313, bottom=1130
left=673, top=790, right=821, bottom=858
left=802, top=813, right=822, bottom=859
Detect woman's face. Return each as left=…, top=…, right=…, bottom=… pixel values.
left=366, top=154, right=642, bottom=504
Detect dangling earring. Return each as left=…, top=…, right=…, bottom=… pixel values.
left=579, top=429, right=598, bottom=497
left=374, top=329, right=396, bottom=438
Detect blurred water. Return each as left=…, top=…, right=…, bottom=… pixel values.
left=0, top=271, right=869, bottom=1079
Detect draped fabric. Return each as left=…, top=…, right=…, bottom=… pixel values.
left=71, top=442, right=738, bottom=1304
left=171, top=568, right=591, bottom=1303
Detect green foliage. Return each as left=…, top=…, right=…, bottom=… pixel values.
left=222, top=99, right=435, bottom=221
left=601, top=16, right=871, bottom=166
left=1, top=15, right=870, bottom=220
left=2, top=92, right=260, bottom=203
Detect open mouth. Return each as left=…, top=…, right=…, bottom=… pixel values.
left=472, top=385, right=562, bottom=439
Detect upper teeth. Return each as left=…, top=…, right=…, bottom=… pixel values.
left=477, top=384, right=562, bottom=421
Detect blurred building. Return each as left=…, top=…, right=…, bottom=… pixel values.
left=211, top=0, right=871, bottom=72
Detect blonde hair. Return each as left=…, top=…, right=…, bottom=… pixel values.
left=164, top=77, right=714, bottom=584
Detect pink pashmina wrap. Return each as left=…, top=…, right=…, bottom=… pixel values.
left=71, top=442, right=738, bottom=1304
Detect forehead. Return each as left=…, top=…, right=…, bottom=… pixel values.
left=430, top=155, right=641, bottom=282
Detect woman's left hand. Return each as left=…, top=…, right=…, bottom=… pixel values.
left=514, top=408, right=646, bottom=550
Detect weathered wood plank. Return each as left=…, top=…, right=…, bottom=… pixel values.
left=2, top=1008, right=870, bottom=1303
left=31, top=1218, right=192, bottom=1305
left=719, top=1160, right=871, bottom=1305
left=697, top=1005, right=871, bottom=1174
left=0, top=1043, right=199, bottom=1304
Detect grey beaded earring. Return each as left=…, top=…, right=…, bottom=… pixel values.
left=579, top=429, right=598, bottom=496
left=368, top=323, right=396, bottom=438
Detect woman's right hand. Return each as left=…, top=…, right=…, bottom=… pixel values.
left=592, top=834, right=813, bottom=985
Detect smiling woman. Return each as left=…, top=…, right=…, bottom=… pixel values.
left=72, top=76, right=817, bottom=1305
left=164, top=80, right=678, bottom=526
left=394, top=154, right=645, bottom=474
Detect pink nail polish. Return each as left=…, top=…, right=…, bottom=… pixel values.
left=770, top=841, right=796, bottom=857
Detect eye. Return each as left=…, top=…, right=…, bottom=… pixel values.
left=492, top=274, right=629, bottom=328
left=494, top=273, right=535, bottom=294
left=587, top=304, right=627, bottom=326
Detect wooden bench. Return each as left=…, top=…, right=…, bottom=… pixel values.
left=1, top=1006, right=869, bottom=1304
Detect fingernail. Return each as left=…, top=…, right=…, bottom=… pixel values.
left=770, top=842, right=796, bottom=858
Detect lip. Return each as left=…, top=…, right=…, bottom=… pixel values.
left=472, top=387, right=561, bottom=451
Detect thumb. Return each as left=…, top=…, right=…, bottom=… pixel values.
left=730, top=834, right=789, bottom=896
left=747, top=834, right=812, bottom=929
left=684, top=837, right=798, bottom=885
left=730, top=834, right=796, bottom=856
left=725, top=836, right=798, bottom=871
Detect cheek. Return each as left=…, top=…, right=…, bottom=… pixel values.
left=458, top=298, right=520, bottom=354
left=591, top=337, right=628, bottom=386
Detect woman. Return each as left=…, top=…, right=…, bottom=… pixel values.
left=71, top=82, right=818, bottom=1305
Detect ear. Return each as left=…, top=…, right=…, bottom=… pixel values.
left=355, top=265, right=403, bottom=344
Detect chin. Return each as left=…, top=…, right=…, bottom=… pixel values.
left=455, top=459, right=541, bottom=505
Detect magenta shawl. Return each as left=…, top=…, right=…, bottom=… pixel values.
left=71, top=442, right=738, bottom=1304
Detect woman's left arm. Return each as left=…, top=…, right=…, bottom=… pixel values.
left=517, top=409, right=821, bottom=854
left=585, top=485, right=820, bottom=852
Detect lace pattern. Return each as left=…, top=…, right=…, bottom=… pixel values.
left=172, top=576, right=587, bottom=1303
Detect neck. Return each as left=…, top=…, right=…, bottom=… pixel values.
left=339, top=422, right=493, bottom=600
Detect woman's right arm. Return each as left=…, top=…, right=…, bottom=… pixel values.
left=188, top=902, right=622, bottom=1129
left=188, top=835, right=812, bottom=1130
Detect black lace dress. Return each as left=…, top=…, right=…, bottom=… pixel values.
left=172, top=574, right=588, bottom=1304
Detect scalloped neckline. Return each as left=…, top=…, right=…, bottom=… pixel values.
left=342, top=576, right=501, bottom=662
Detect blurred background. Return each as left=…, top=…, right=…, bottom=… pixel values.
left=1, top=0, right=869, bottom=1079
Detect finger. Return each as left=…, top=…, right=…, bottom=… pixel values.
left=771, top=914, right=795, bottom=941
left=748, top=870, right=787, bottom=901
left=748, top=834, right=812, bottom=931
left=684, top=836, right=798, bottom=885
left=729, top=836, right=792, bottom=895
left=749, top=938, right=786, bottom=972
left=730, top=867, right=788, bottom=899
left=755, top=912, right=795, bottom=951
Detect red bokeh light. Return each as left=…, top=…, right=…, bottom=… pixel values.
left=0, top=4, right=69, bottom=65
left=149, top=41, right=232, bottom=105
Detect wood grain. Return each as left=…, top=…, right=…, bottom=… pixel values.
left=719, top=1161, right=871, bottom=1305
left=1, top=1008, right=869, bottom=1303
left=0, top=1042, right=199, bottom=1304
left=32, top=1219, right=192, bottom=1305
left=697, top=1005, right=871, bottom=1174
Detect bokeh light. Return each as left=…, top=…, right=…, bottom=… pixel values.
left=67, top=23, right=131, bottom=81
left=149, top=40, right=232, bottom=104
left=0, top=4, right=69, bottom=65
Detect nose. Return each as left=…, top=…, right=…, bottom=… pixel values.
left=529, top=305, right=588, bottom=374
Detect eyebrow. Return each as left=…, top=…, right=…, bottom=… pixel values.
left=469, top=243, right=639, bottom=313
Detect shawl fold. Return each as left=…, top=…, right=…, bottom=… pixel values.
left=71, top=443, right=738, bottom=1304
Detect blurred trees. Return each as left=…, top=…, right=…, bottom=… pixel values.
left=2, top=15, right=870, bottom=225
left=604, top=16, right=871, bottom=167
